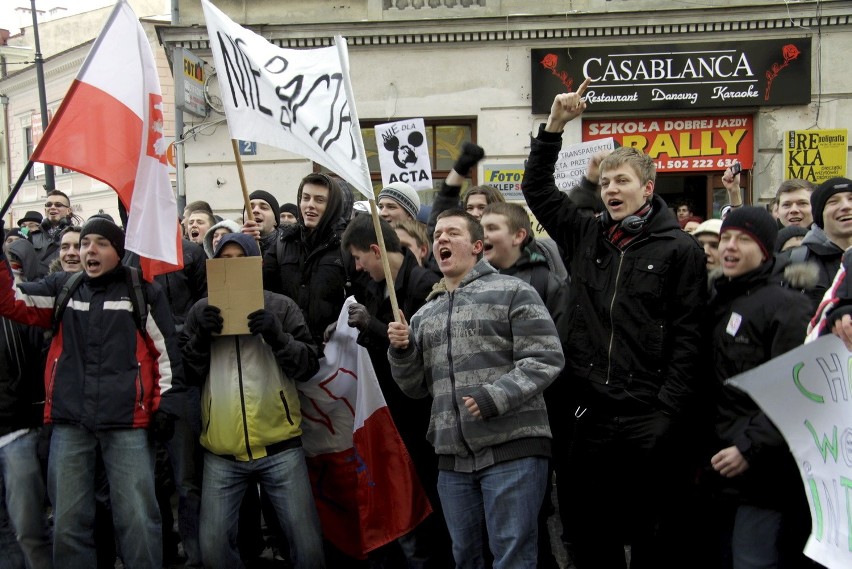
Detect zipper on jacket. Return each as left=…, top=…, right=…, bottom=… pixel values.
left=606, top=252, right=626, bottom=385
left=605, top=237, right=650, bottom=384
left=235, top=338, right=253, bottom=460
left=279, top=390, right=295, bottom=426
left=205, top=397, right=212, bottom=433
left=446, top=292, right=475, bottom=457
left=47, top=358, right=58, bottom=404
left=136, top=363, right=146, bottom=411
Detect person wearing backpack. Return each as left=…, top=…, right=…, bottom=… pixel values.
left=0, top=217, right=185, bottom=569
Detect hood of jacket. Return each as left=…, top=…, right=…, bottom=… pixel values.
left=7, top=238, right=39, bottom=282
left=802, top=224, right=844, bottom=257
left=296, top=176, right=345, bottom=249
left=203, top=219, right=242, bottom=258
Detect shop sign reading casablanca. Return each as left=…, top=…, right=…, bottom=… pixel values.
left=531, top=39, right=811, bottom=113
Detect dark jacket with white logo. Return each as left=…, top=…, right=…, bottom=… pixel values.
left=709, top=261, right=811, bottom=508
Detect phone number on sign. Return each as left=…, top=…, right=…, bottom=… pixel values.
left=654, top=158, right=740, bottom=170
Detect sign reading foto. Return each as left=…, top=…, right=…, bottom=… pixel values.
left=174, top=47, right=207, bottom=118
left=531, top=39, right=811, bottom=113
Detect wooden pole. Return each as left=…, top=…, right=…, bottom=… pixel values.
left=367, top=198, right=401, bottom=323
left=231, top=140, right=252, bottom=216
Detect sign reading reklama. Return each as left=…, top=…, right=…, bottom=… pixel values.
left=531, top=39, right=811, bottom=113
left=582, top=116, right=754, bottom=173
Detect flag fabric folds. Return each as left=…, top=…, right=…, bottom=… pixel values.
left=31, top=0, right=182, bottom=280
left=296, top=298, right=432, bottom=559
left=201, top=0, right=374, bottom=199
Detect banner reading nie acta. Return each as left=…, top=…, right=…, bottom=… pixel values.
left=583, top=116, right=754, bottom=173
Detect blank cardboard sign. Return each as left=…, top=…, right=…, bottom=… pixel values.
left=206, top=256, right=264, bottom=335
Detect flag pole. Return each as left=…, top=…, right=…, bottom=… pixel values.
left=368, top=198, right=401, bottom=323
left=0, top=160, right=36, bottom=220
left=335, top=35, right=402, bottom=323
left=230, top=140, right=253, bottom=218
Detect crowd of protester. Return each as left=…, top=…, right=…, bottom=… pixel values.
left=0, top=83, right=849, bottom=569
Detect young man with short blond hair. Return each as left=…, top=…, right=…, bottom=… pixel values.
left=521, top=86, right=707, bottom=569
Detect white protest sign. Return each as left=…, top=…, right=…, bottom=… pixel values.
left=374, top=118, right=433, bottom=191
left=727, top=334, right=852, bottom=569
left=554, top=137, right=616, bottom=191
left=201, top=0, right=372, bottom=198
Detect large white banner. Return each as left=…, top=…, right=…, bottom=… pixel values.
left=374, top=118, right=433, bottom=191
left=728, top=334, right=852, bottom=569
left=201, top=0, right=372, bottom=198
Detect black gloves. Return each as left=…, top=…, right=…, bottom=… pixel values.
left=453, top=143, right=485, bottom=178
left=248, top=309, right=287, bottom=349
left=197, top=305, right=223, bottom=339
left=347, top=303, right=370, bottom=331
left=149, top=410, right=176, bottom=443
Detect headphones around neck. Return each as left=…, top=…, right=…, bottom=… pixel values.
left=599, top=203, right=653, bottom=235
left=41, top=215, right=71, bottom=232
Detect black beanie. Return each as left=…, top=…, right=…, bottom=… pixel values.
left=810, top=177, right=852, bottom=229
left=280, top=203, right=299, bottom=218
left=80, top=218, right=125, bottom=259
left=249, top=190, right=280, bottom=227
left=774, top=225, right=809, bottom=252
left=721, top=206, right=778, bottom=260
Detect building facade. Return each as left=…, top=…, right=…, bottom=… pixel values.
left=156, top=0, right=851, bottom=222
left=2, top=1, right=850, bottom=225
left=0, top=0, right=169, bottom=225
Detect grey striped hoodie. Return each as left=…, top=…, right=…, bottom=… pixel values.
left=388, top=259, right=564, bottom=473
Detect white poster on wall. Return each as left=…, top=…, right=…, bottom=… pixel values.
left=374, top=118, right=433, bottom=190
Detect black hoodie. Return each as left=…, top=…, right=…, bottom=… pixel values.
left=0, top=239, right=46, bottom=434
left=262, top=177, right=348, bottom=348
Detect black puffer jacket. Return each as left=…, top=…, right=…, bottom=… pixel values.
left=124, top=239, right=207, bottom=332
left=521, top=126, right=707, bottom=414
left=262, top=178, right=348, bottom=348
left=710, top=261, right=811, bottom=508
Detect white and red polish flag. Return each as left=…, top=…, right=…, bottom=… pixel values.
left=31, top=0, right=182, bottom=280
left=296, top=297, right=432, bottom=559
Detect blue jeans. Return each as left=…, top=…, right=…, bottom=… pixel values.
left=731, top=505, right=782, bottom=569
left=166, top=387, right=202, bottom=568
left=0, top=431, right=52, bottom=569
left=200, top=448, right=324, bottom=569
left=437, top=456, right=548, bottom=569
left=48, top=425, right=161, bottom=569
left=0, top=489, right=24, bottom=569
